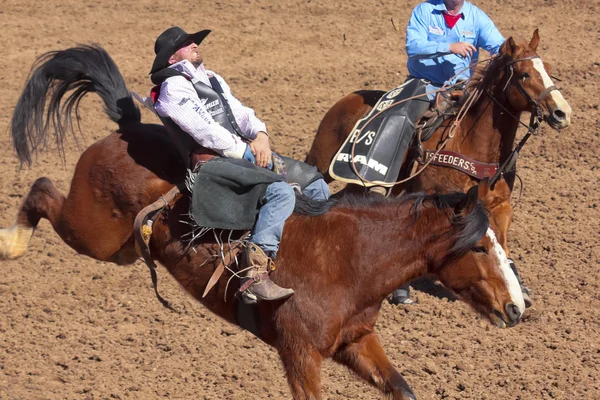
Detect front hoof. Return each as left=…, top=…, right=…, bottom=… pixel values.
left=0, top=226, right=33, bottom=260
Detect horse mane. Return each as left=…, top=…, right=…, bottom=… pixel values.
left=465, top=36, right=533, bottom=94
left=294, top=191, right=489, bottom=264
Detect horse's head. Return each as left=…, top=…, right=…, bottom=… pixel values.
left=435, top=181, right=525, bottom=328
left=496, top=29, right=571, bottom=130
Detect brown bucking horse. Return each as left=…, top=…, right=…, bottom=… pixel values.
left=0, top=45, right=527, bottom=399
left=305, top=30, right=572, bottom=304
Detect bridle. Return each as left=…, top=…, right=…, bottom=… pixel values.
left=485, top=55, right=560, bottom=185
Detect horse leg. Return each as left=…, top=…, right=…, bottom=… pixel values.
left=278, top=343, right=323, bottom=400
left=0, top=176, right=138, bottom=264
left=0, top=177, right=62, bottom=259
left=334, top=332, right=416, bottom=400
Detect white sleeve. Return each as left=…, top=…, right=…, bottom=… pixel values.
left=213, top=73, right=267, bottom=140
left=154, top=76, right=247, bottom=158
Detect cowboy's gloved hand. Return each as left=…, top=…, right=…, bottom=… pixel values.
left=250, top=131, right=272, bottom=168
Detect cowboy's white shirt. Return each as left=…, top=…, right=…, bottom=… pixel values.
left=154, top=60, right=266, bottom=158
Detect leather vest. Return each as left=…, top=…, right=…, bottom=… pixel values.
left=191, top=76, right=245, bottom=138
left=151, top=68, right=245, bottom=138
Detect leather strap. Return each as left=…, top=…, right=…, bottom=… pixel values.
left=133, top=185, right=182, bottom=310
left=424, top=150, right=499, bottom=180
left=238, top=272, right=270, bottom=293
left=202, top=242, right=246, bottom=298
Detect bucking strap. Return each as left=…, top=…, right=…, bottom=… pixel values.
left=133, top=185, right=183, bottom=310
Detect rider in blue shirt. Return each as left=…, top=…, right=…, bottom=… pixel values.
left=391, top=0, right=505, bottom=304
left=406, top=0, right=504, bottom=99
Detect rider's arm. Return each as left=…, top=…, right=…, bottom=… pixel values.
left=155, top=76, right=247, bottom=158
left=475, top=9, right=505, bottom=56
left=406, top=5, right=451, bottom=58
left=212, top=73, right=268, bottom=141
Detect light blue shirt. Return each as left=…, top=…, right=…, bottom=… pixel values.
left=406, top=0, right=504, bottom=90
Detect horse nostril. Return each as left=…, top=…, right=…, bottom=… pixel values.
left=553, top=109, right=566, bottom=121
left=505, top=302, right=521, bottom=323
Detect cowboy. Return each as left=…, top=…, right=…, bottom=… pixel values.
left=148, top=26, right=330, bottom=304
left=406, top=0, right=504, bottom=100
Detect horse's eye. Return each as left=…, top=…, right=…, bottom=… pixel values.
left=520, top=73, right=530, bottom=81
left=472, top=246, right=487, bottom=254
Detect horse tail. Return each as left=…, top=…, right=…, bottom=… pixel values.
left=10, top=44, right=141, bottom=166
left=293, top=193, right=336, bottom=216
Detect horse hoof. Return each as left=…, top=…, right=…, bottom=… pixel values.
left=0, top=225, right=33, bottom=260
left=389, top=295, right=415, bottom=306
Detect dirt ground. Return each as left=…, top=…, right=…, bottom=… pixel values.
left=0, top=0, right=599, bottom=399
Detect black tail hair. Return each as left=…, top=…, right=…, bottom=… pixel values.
left=293, top=192, right=336, bottom=216
left=10, top=44, right=141, bottom=165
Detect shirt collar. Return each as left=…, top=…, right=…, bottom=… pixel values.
left=431, top=0, right=471, bottom=15
left=168, top=60, right=211, bottom=85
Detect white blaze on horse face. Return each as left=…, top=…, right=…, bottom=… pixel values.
left=486, top=228, right=526, bottom=316
left=532, top=58, right=572, bottom=122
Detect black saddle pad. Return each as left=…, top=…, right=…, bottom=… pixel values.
left=329, top=79, right=429, bottom=187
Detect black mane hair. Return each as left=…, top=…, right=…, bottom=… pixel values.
left=293, top=189, right=489, bottom=264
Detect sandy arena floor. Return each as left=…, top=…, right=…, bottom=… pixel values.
left=0, top=0, right=599, bottom=398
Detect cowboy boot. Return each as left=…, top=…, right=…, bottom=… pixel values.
left=239, top=243, right=294, bottom=304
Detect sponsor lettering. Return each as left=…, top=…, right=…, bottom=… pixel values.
left=336, top=153, right=389, bottom=175
left=349, top=129, right=376, bottom=145
left=205, top=99, right=219, bottom=109
left=208, top=106, right=224, bottom=117
left=429, top=26, right=444, bottom=35
left=432, top=153, right=476, bottom=174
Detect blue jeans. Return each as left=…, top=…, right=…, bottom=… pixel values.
left=251, top=181, right=295, bottom=256
left=244, top=145, right=330, bottom=255
left=252, top=179, right=330, bottom=256
left=302, top=178, right=330, bottom=201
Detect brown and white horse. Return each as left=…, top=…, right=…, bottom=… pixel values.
left=0, top=45, right=525, bottom=399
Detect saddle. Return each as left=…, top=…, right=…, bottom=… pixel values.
left=415, top=88, right=465, bottom=142
left=329, top=79, right=468, bottom=187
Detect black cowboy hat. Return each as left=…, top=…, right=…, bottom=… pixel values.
left=149, top=26, right=211, bottom=74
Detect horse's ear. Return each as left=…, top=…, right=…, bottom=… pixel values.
left=457, top=184, right=480, bottom=215
left=529, top=29, right=540, bottom=52
left=477, top=178, right=490, bottom=201
left=501, top=36, right=517, bottom=56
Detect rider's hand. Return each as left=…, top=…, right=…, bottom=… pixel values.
left=249, top=131, right=272, bottom=168
left=449, top=42, right=477, bottom=58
